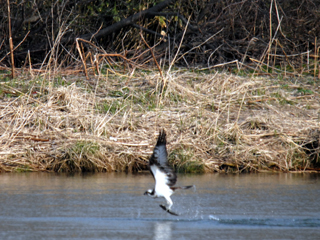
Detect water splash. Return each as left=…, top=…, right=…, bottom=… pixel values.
left=209, top=215, right=220, bottom=221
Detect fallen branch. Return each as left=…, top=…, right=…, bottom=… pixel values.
left=79, top=0, right=175, bottom=41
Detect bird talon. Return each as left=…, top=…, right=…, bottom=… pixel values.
left=159, top=204, right=179, bottom=216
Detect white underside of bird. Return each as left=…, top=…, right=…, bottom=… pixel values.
left=150, top=165, right=174, bottom=209
left=144, top=130, right=193, bottom=216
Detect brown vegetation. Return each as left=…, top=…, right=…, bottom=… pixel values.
left=0, top=69, right=319, bottom=173
left=1, top=1, right=320, bottom=173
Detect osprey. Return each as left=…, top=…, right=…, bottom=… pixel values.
left=144, top=129, right=193, bottom=216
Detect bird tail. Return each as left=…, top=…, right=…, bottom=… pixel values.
left=181, top=185, right=194, bottom=190
left=171, top=185, right=194, bottom=190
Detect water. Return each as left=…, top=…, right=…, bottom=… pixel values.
left=0, top=172, right=319, bottom=240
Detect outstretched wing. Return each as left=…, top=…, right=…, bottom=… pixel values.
left=149, top=129, right=177, bottom=187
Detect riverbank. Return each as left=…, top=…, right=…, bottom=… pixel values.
left=1, top=69, right=319, bottom=173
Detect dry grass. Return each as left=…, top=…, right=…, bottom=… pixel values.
left=0, top=69, right=320, bottom=173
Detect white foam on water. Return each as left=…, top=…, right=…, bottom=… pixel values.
left=209, top=215, right=220, bottom=221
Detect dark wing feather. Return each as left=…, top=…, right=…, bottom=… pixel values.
left=149, top=129, right=167, bottom=166
left=149, top=129, right=177, bottom=186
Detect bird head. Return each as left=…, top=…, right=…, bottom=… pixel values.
left=144, top=189, right=154, bottom=196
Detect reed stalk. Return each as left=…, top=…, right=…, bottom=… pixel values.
left=7, top=0, right=15, bottom=78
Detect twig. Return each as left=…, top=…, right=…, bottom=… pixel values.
left=7, top=0, right=15, bottom=78
left=199, top=60, right=239, bottom=70
left=90, top=23, right=104, bottom=42
left=267, top=0, right=274, bottom=70
left=314, top=37, right=318, bottom=79
left=167, top=16, right=191, bottom=73
left=175, top=28, right=224, bottom=63
left=76, top=38, right=89, bottom=80
left=28, top=50, right=34, bottom=77
left=267, top=51, right=311, bottom=57
left=256, top=3, right=283, bottom=74
left=139, top=33, right=163, bottom=79
left=0, top=31, right=30, bottom=65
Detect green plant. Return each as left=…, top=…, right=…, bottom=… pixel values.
left=97, top=100, right=123, bottom=114
left=169, top=148, right=205, bottom=173
left=297, top=87, right=313, bottom=95
left=54, top=141, right=101, bottom=172
left=15, top=165, right=33, bottom=172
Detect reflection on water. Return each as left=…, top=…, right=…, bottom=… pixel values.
left=153, top=221, right=172, bottom=240
left=0, top=172, right=319, bottom=240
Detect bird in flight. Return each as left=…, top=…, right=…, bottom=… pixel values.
left=144, top=129, right=193, bottom=216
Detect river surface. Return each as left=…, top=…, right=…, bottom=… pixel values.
left=0, top=172, right=319, bottom=240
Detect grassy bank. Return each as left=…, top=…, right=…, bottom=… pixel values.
left=0, top=69, right=319, bottom=173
